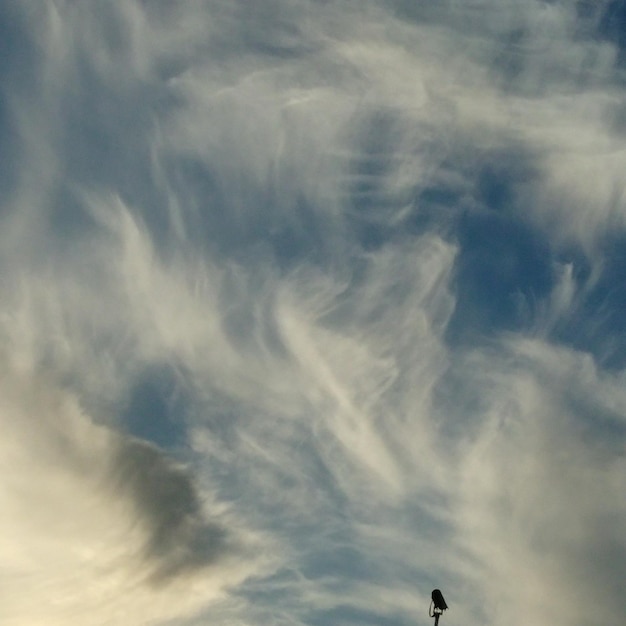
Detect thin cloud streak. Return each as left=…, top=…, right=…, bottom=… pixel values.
left=1, top=1, right=625, bottom=626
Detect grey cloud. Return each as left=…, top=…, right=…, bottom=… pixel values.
left=111, top=437, right=230, bottom=583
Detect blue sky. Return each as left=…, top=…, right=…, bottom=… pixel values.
left=1, top=2, right=626, bottom=625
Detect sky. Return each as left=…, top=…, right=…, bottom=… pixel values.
left=1, top=1, right=626, bottom=625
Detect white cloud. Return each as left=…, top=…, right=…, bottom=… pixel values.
left=450, top=339, right=626, bottom=625
left=1, top=1, right=625, bottom=625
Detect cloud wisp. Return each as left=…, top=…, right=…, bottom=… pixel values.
left=1, top=1, right=625, bottom=626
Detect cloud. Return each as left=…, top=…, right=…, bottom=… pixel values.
left=449, top=338, right=626, bottom=625
left=0, top=362, right=261, bottom=626
left=111, top=438, right=229, bottom=582
left=1, top=1, right=625, bottom=626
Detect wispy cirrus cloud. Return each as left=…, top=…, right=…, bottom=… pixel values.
left=1, top=1, right=625, bottom=626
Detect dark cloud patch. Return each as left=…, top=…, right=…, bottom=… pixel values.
left=121, top=362, right=188, bottom=449
left=112, top=438, right=229, bottom=583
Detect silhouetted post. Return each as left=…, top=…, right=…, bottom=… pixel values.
left=429, top=589, right=448, bottom=626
